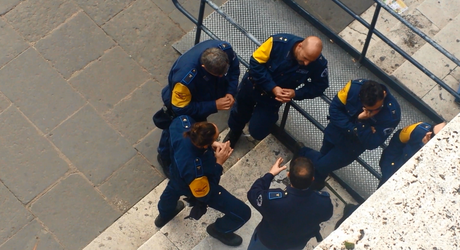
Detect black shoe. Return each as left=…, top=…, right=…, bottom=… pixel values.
left=223, top=129, right=242, bottom=148
left=154, top=200, right=185, bottom=228
left=206, top=223, right=242, bottom=246
left=309, top=179, right=326, bottom=191
left=334, top=204, right=360, bottom=229
left=157, top=154, right=171, bottom=178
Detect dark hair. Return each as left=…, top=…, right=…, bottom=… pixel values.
left=200, top=48, right=229, bottom=76
left=359, top=80, right=385, bottom=107
left=289, top=157, right=314, bottom=189
left=183, top=122, right=217, bottom=148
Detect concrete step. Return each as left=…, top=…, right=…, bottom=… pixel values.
left=138, top=135, right=357, bottom=250
left=339, top=0, right=460, bottom=121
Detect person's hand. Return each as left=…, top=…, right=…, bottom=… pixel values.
left=422, top=132, right=432, bottom=144
left=212, top=141, right=225, bottom=151
left=370, top=126, right=376, bottom=133
left=357, top=108, right=372, bottom=120
left=272, top=87, right=292, bottom=103
left=216, top=96, right=232, bottom=110
left=281, top=89, right=295, bottom=101
left=215, top=141, right=233, bottom=165
left=269, top=157, right=287, bottom=176
left=225, top=94, right=235, bottom=107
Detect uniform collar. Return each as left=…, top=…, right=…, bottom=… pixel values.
left=286, top=185, right=314, bottom=196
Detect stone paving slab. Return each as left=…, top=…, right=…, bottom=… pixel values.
left=99, top=154, right=164, bottom=213
left=0, top=48, right=86, bottom=133
left=103, top=79, right=163, bottom=145
left=0, top=18, right=28, bottom=69
left=30, top=174, right=121, bottom=250
left=35, top=11, right=115, bottom=79
left=0, top=0, right=21, bottom=15
left=102, top=0, right=184, bottom=81
left=416, top=0, right=460, bottom=29
left=134, top=127, right=164, bottom=174
left=138, top=230, right=178, bottom=250
left=69, top=46, right=150, bottom=115
left=422, top=74, right=460, bottom=121
left=48, top=104, right=137, bottom=185
left=4, top=0, right=80, bottom=42
left=0, top=181, right=33, bottom=245
left=0, top=220, right=63, bottom=250
left=0, top=106, right=69, bottom=204
left=72, top=0, right=136, bottom=26
left=0, top=91, right=10, bottom=114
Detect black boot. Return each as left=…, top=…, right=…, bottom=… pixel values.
left=157, top=154, right=171, bottom=178
left=154, top=200, right=185, bottom=228
left=223, top=129, right=242, bottom=149
left=206, top=223, right=242, bottom=246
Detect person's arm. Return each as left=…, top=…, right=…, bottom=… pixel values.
left=249, top=36, right=278, bottom=93
left=294, top=57, right=329, bottom=100
left=170, top=82, right=217, bottom=117
left=356, top=119, right=399, bottom=150
left=225, top=49, right=240, bottom=97
left=328, top=91, right=356, bottom=138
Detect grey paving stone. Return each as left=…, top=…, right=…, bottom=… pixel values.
left=30, top=174, right=121, bottom=250
left=0, top=107, right=69, bottom=204
left=0, top=220, right=63, bottom=250
left=104, top=79, right=163, bottom=145
left=35, top=11, right=115, bottom=79
left=0, top=181, right=33, bottom=246
left=0, top=48, right=86, bottom=133
left=102, top=0, right=184, bottom=78
left=134, top=127, right=163, bottom=173
left=0, top=0, right=21, bottom=15
left=69, top=46, right=150, bottom=114
left=0, top=18, right=28, bottom=68
left=73, top=0, right=135, bottom=25
left=0, top=91, right=10, bottom=114
left=4, top=0, right=79, bottom=42
left=99, top=154, right=163, bottom=213
left=49, top=105, right=137, bottom=185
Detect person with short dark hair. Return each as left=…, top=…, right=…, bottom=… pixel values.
left=224, top=34, right=329, bottom=148
left=378, top=121, right=446, bottom=187
left=155, top=115, right=251, bottom=247
left=155, top=40, right=240, bottom=177
left=247, top=157, right=333, bottom=250
left=300, top=79, right=401, bottom=190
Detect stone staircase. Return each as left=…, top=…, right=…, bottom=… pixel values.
left=339, top=0, right=460, bottom=121
left=83, top=129, right=357, bottom=250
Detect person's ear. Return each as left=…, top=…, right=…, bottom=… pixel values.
left=383, top=90, right=387, bottom=98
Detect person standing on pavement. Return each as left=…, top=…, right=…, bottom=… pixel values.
left=224, top=34, right=329, bottom=148
left=156, top=39, right=240, bottom=177
left=378, top=121, right=446, bottom=187
left=300, top=79, right=401, bottom=190
left=247, top=156, right=333, bottom=250
left=154, top=115, right=251, bottom=247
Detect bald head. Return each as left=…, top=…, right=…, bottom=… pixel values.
left=294, top=36, right=323, bottom=66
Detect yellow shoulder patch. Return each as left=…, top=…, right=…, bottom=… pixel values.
left=337, top=80, right=352, bottom=105
left=172, top=83, right=191, bottom=108
left=189, top=176, right=210, bottom=198
left=399, top=122, right=423, bottom=143
left=252, top=37, right=273, bottom=64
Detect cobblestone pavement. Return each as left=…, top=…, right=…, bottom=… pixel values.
left=0, top=0, right=224, bottom=249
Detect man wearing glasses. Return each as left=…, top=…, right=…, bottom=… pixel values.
left=156, top=40, right=240, bottom=177
left=299, top=79, right=401, bottom=190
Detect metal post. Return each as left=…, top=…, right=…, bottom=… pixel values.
left=359, top=3, right=381, bottom=63
left=194, top=0, right=207, bottom=45
left=280, top=102, right=291, bottom=130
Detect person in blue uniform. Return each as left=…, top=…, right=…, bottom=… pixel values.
left=156, top=39, right=240, bottom=176
left=154, top=115, right=251, bottom=246
left=300, top=79, right=401, bottom=190
left=247, top=156, right=333, bottom=250
left=378, top=121, right=446, bottom=187
left=224, top=34, right=329, bottom=148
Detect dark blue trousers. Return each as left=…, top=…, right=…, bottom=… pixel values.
left=158, top=181, right=251, bottom=233
left=157, top=129, right=171, bottom=166
left=299, top=139, right=364, bottom=182
left=228, top=78, right=280, bottom=140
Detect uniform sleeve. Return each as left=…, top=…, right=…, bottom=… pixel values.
left=196, top=163, right=223, bottom=203
left=401, top=137, right=425, bottom=163
left=247, top=173, right=274, bottom=214
left=294, top=57, right=329, bottom=100
left=356, top=118, right=400, bottom=150
left=170, top=82, right=218, bottom=118
left=225, top=49, right=240, bottom=96
left=328, top=93, right=356, bottom=138
left=250, top=37, right=278, bottom=93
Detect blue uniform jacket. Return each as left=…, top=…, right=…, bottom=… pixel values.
left=247, top=173, right=333, bottom=249
left=248, top=33, right=329, bottom=103
left=380, top=122, right=431, bottom=172
left=162, top=40, right=240, bottom=121
left=168, top=115, right=223, bottom=202
left=325, top=79, right=401, bottom=152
